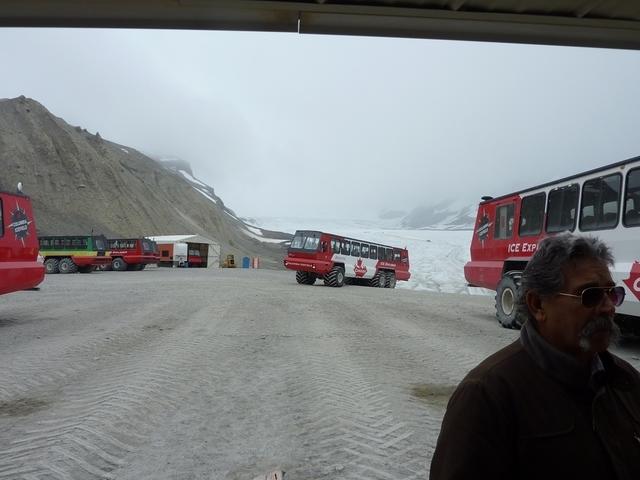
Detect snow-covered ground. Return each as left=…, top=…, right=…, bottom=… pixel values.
left=252, top=217, right=492, bottom=296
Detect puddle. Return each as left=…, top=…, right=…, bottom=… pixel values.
left=143, top=324, right=173, bottom=332
left=0, top=397, right=51, bottom=417
left=411, top=383, right=456, bottom=406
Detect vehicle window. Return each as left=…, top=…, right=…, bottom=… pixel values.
left=519, top=193, right=545, bottom=237
left=340, top=240, right=351, bottom=255
left=291, top=233, right=305, bottom=249
left=71, top=237, right=85, bottom=248
left=370, top=245, right=377, bottom=260
left=386, top=248, right=393, bottom=261
left=546, top=184, right=578, bottom=233
left=393, top=249, right=401, bottom=261
left=361, top=244, right=369, bottom=258
left=331, top=239, right=340, bottom=253
left=580, top=174, right=622, bottom=231
left=494, top=203, right=515, bottom=239
left=303, top=235, right=319, bottom=251
left=351, top=242, right=360, bottom=257
left=624, top=168, right=640, bottom=227
left=94, top=238, right=105, bottom=250
left=162, top=250, right=169, bottom=257
left=110, top=239, right=136, bottom=249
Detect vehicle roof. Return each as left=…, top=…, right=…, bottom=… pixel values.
left=38, top=234, right=106, bottom=238
left=0, top=190, right=32, bottom=200
left=479, top=154, right=640, bottom=205
left=294, top=230, right=407, bottom=251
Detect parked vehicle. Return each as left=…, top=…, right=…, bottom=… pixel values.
left=284, top=230, right=410, bottom=288
left=0, top=188, right=45, bottom=295
left=39, top=235, right=111, bottom=273
left=464, top=155, right=640, bottom=334
left=222, top=254, right=236, bottom=268
left=187, top=247, right=205, bottom=268
left=106, top=237, right=159, bottom=271
left=157, top=242, right=188, bottom=267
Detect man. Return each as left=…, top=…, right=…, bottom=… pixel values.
left=430, top=232, right=640, bottom=480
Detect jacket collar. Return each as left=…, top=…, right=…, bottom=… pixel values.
left=520, top=321, right=597, bottom=390
left=520, top=321, right=635, bottom=391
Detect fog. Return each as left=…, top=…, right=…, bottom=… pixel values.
left=1, top=28, right=639, bottom=219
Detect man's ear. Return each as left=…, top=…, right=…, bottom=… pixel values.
left=526, top=291, right=546, bottom=324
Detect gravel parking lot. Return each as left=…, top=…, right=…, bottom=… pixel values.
left=1, top=268, right=639, bottom=480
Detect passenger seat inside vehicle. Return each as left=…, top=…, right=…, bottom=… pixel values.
left=625, top=209, right=640, bottom=226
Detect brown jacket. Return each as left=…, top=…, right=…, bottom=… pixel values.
left=429, top=322, right=640, bottom=480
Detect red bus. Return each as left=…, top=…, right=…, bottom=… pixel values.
left=284, top=230, right=410, bottom=288
left=106, top=238, right=159, bottom=271
left=0, top=189, right=45, bottom=295
left=464, top=156, right=640, bottom=333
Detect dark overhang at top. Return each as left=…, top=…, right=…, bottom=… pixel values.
left=1, top=1, right=640, bottom=50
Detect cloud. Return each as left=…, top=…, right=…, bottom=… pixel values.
left=1, top=28, right=639, bottom=219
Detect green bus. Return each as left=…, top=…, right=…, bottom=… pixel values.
left=39, top=235, right=112, bottom=274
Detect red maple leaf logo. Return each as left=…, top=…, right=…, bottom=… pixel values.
left=354, top=259, right=367, bottom=277
left=622, top=261, right=640, bottom=301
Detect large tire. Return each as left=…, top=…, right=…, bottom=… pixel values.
left=44, top=258, right=59, bottom=274
left=58, top=257, right=78, bottom=274
left=370, top=270, right=386, bottom=288
left=387, top=272, right=397, bottom=289
left=296, top=271, right=316, bottom=285
left=324, top=265, right=345, bottom=287
left=112, top=257, right=128, bottom=272
left=495, top=275, right=523, bottom=329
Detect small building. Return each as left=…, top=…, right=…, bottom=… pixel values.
left=148, top=235, right=220, bottom=268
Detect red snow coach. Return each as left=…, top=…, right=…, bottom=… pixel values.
left=465, top=155, right=640, bottom=334
left=284, top=230, right=410, bottom=288
left=106, top=238, right=159, bottom=271
left=0, top=187, right=45, bottom=295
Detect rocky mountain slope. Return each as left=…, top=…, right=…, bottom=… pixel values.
left=0, top=96, right=290, bottom=268
left=400, top=200, right=477, bottom=230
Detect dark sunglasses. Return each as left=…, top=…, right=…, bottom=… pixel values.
left=556, top=286, right=625, bottom=308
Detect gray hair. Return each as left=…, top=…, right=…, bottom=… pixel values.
left=516, top=232, right=614, bottom=324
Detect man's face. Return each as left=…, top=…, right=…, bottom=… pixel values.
left=537, top=258, right=617, bottom=358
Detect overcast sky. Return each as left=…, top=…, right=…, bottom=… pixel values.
left=1, top=28, right=640, bottom=220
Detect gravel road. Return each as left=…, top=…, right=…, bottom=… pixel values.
left=1, top=268, right=639, bottom=480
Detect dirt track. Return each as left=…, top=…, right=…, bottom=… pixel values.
left=1, top=268, right=639, bottom=480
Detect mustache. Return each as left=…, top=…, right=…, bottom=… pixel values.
left=580, top=316, right=615, bottom=338
left=578, top=316, right=621, bottom=352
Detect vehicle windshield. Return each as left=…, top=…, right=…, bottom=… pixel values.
left=93, top=237, right=106, bottom=250
left=290, top=232, right=321, bottom=251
